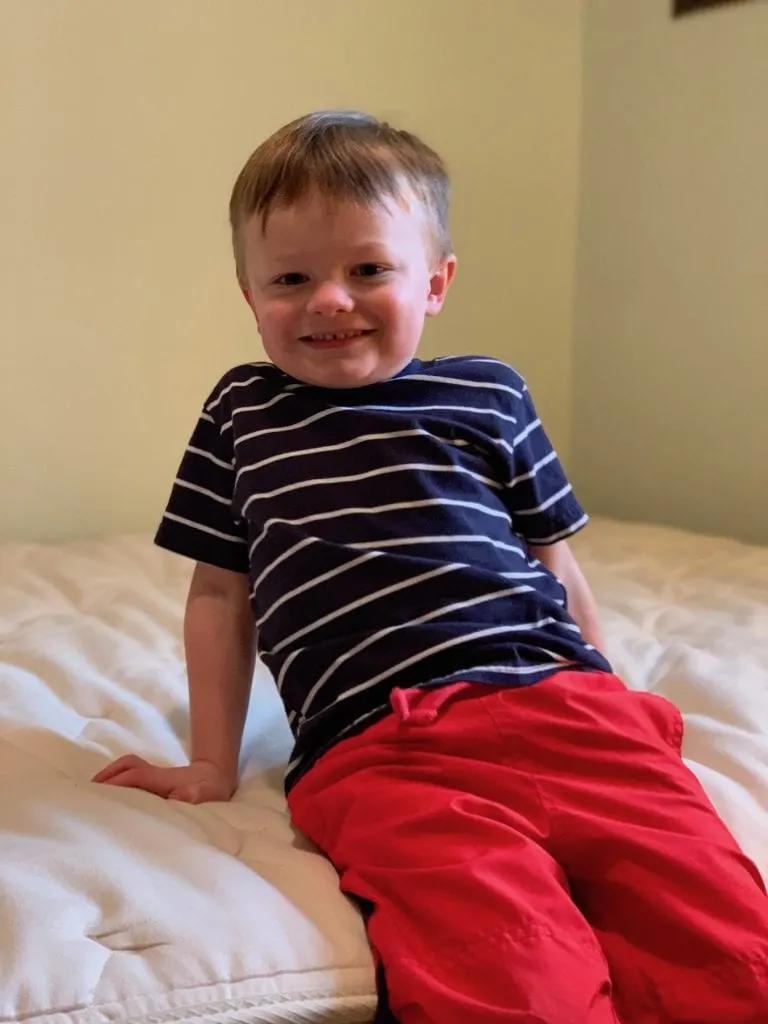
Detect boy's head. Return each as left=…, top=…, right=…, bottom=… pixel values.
left=229, top=111, right=456, bottom=389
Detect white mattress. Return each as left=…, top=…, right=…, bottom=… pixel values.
left=1, top=517, right=766, bottom=1024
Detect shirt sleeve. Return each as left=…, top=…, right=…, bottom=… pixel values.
left=501, top=381, right=588, bottom=546
left=154, top=379, right=250, bottom=574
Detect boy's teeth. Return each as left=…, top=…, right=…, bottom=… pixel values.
left=309, top=331, right=362, bottom=340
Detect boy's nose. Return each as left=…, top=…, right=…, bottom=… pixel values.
left=306, top=280, right=354, bottom=316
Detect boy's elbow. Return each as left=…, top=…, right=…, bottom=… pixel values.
left=189, top=561, right=250, bottom=603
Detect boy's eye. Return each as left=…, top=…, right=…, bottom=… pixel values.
left=275, top=272, right=308, bottom=286
left=352, top=263, right=387, bottom=278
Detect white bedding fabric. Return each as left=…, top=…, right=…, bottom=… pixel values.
left=1, top=517, right=766, bottom=1024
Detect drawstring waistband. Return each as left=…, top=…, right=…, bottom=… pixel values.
left=390, top=682, right=476, bottom=727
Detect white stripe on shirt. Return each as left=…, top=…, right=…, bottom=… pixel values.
left=271, top=562, right=463, bottom=657
left=248, top=498, right=513, bottom=558
left=186, top=445, right=233, bottom=471
left=404, top=374, right=523, bottom=399
left=506, top=450, right=558, bottom=489
left=361, top=402, right=518, bottom=426
left=255, top=551, right=383, bottom=628
left=304, top=618, right=561, bottom=719
left=512, top=418, right=542, bottom=447
left=515, top=483, right=573, bottom=516
left=220, top=392, right=295, bottom=431
left=240, top=462, right=503, bottom=514
left=173, top=478, right=231, bottom=506
left=161, top=511, right=244, bottom=544
left=300, top=584, right=536, bottom=716
left=236, top=428, right=470, bottom=483
left=250, top=536, right=318, bottom=594
left=348, top=533, right=528, bottom=557
left=205, top=374, right=265, bottom=412
left=525, top=513, right=589, bottom=545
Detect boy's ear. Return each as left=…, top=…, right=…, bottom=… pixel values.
left=426, top=256, right=457, bottom=317
left=241, top=286, right=259, bottom=326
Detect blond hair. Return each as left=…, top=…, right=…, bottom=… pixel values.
left=229, top=110, right=452, bottom=285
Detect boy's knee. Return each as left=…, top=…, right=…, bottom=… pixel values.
left=621, top=943, right=768, bottom=1024
left=384, top=924, right=618, bottom=1024
left=718, top=946, right=768, bottom=1024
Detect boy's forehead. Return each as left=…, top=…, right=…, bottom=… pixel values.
left=249, top=190, right=426, bottom=249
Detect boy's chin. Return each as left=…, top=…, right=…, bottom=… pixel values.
left=323, top=358, right=413, bottom=389
left=308, top=366, right=384, bottom=389
left=268, top=341, right=416, bottom=388
left=291, top=356, right=402, bottom=389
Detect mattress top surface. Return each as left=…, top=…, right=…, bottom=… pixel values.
left=1, top=517, right=766, bottom=1023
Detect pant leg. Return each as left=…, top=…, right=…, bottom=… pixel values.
left=289, top=684, right=619, bottom=1024
left=491, top=670, right=768, bottom=1024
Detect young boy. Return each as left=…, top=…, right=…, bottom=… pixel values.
left=94, top=111, right=768, bottom=1022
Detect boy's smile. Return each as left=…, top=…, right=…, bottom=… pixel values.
left=299, top=327, right=377, bottom=350
left=240, top=191, right=456, bottom=389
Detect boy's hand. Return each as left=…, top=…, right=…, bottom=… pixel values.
left=92, top=756, right=235, bottom=803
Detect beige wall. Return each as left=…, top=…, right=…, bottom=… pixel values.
left=0, top=0, right=583, bottom=544
left=572, top=0, right=768, bottom=545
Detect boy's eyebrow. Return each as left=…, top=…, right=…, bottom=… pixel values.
left=267, top=242, right=396, bottom=264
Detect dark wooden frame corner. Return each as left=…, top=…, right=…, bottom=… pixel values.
left=673, top=0, right=756, bottom=17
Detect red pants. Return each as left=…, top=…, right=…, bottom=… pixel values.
left=288, top=672, right=768, bottom=1023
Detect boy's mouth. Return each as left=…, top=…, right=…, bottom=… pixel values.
left=300, top=329, right=375, bottom=348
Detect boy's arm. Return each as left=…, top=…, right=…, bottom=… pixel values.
left=93, top=370, right=259, bottom=802
left=485, top=365, right=605, bottom=655
left=93, top=561, right=255, bottom=802
left=185, top=561, right=256, bottom=789
left=528, top=540, right=606, bottom=655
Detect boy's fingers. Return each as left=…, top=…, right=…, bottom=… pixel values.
left=92, top=763, right=222, bottom=803
left=96, top=768, right=146, bottom=789
left=98, top=767, right=172, bottom=797
left=92, top=754, right=147, bottom=783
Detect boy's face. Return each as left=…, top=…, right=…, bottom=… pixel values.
left=240, top=191, right=456, bottom=389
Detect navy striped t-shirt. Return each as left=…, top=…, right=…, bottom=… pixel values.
left=155, top=355, right=612, bottom=789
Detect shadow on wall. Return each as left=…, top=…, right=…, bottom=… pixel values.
left=571, top=0, right=768, bottom=546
